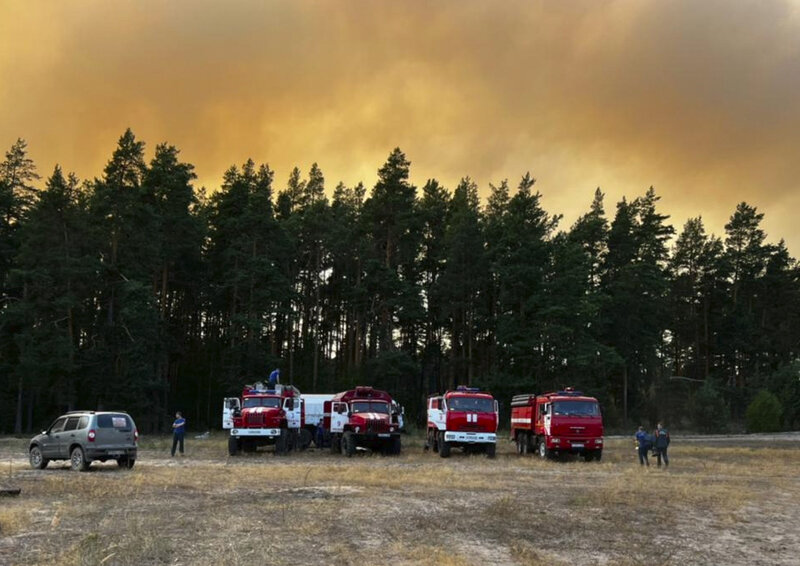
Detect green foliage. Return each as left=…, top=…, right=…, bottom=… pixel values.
left=690, top=381, right=730, bottom=433
left=745, top=390, right=783, bottom=432
left=766, top=362, right=800, bottom=430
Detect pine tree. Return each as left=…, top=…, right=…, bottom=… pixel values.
left=440, top=177, right=488, bottom=388
left=492, top=173, right=560, bottom=393
left=601, top=188, right=674, bottom=425
left=417, top=179, right=450, bottom=393
left=141, top=143, right=205, bottom=429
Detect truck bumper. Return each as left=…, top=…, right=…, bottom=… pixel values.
left=548, top=438, right=603, bottom=452
left=351, top=432, right=400, bottom=446
left=444, top=432, right=496, bottom=444
left=231, top=428, right=281, bottom=437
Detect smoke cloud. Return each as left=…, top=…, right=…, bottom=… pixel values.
left=2, top=0, right=800, bottom=249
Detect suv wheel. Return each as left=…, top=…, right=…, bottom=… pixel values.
left=70, top=446, right=90, bottom=471
left=117, top=457, right=135, bottom=469
left=29, top=446, right=49, bottom=469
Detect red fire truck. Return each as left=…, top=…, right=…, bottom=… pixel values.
left=510, top=388, right=603, bottom=461
left=324, top=386, right=402, bottom=456
left=426, top=386, right=499, bottom=458
left=223, top=382, right=331, bottom=456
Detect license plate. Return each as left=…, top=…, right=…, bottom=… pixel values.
left=378, top=433, right=390, bottom=438
left=107, top=451, right=124, bottom=456
left=572, top=443, right=584, bottom=449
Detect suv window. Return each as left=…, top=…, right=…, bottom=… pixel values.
left=78, top=416, right=89, bottom=429
left=64, top=416, right=81, bottom=431
left=97, top=413, right=132, bottom=431
left=50, top=417, right=68, bottom=433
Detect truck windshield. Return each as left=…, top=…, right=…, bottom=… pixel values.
left=243, top=397, right=281, bottom=409
left=448, top=396, right=495, bottom=412
left=351, top=401, right=389, bottom=414
left=552, top=401, right=599, bottom=416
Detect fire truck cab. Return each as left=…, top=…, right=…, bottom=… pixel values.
left=426, top=386, right=499, bottom=458
left=510, top=387, right=603, bottom=461
left=223, top=382, right=318, bottom=455
left=324, top=386, right=402, bottom=456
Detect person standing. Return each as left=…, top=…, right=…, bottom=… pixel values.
left=171, top=411, right=186, bottom=457
left=635, top=425, right=651, bottom=467
left=653, top=422, right=670, bottom=468
left=315, top=418, right=325, bottom=449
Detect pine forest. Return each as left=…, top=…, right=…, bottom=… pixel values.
left=1, top=130, right=798, bottom=434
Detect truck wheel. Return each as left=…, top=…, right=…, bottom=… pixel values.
left=517, top=433, right=529, bottom=455
left=593, top=449, right=602, bottom=462
left=70, top=446, right=90, bottom=471
left=29, top=446, right=49, bottom=469
left=342, top=432, right=355, bottom=457
left=286, top=429, right=299, bottom=452
left=228, top=436, right=241, bottom=456
left=486, top=443, right=496, bottom=459
left=298, top=428, right=313, bottom=450
left=390, top=436, right=401, bottom=455
left=538, top=439, right=550, bottom=460
left=276, top=432, right=288, bottom=455
left=439, top=432, right=451, bottom=458
left=330, top=435, right=340, bottom=454
left=431, top=429, right=439, bottom=453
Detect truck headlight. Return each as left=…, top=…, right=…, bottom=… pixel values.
left=552, top=438, right=561, bottom=444
left=596, top=439, right=603, bottom=444
left=355, top=426, right=360, bottom=433
left=390, top=427, right=395, bottom=432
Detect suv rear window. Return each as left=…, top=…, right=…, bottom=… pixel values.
left=97, top=414, right=132, bottom=431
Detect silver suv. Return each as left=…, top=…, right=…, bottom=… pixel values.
left=28, top=411, right=138, bottom=471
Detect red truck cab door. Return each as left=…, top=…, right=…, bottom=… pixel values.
left=330, top=402, right=348, bottom=433
left=223, top=398, right=240, bottom=430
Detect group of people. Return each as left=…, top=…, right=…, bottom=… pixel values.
left=634, top=423, right=670, bottom=467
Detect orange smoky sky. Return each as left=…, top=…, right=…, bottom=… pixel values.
left=2, top=0, right=800, bottom=251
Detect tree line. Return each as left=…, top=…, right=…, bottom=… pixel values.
left=1, top=130, right=798, bottom=433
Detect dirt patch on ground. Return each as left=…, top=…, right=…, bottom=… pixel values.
left=0, top=433, right=798, bottom=565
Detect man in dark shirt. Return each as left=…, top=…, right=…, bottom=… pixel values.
left=635, top=425, right=651, bottom=467
left=171, top=412, right=186, bottom=457
left=653, top=422, right=670, bottom=468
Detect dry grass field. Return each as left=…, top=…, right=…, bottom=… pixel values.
left=0, top=432, right=798, bottom=566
